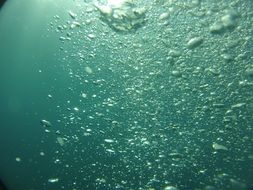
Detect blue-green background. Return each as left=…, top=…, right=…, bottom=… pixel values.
left=0, top=0, right=252, bottom=190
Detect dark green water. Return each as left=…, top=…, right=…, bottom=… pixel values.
left=0, top=0, right=253, bottom=190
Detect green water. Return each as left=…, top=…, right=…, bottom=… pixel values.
left=0, top=0, right=253, bottom=190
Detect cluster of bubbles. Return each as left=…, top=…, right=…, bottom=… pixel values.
left=39, top=0, right=253, bottom=189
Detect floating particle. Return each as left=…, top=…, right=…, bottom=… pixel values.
left=56, top=25, right=64, bottom=31
left=44, top=129, right=51, bottom=133
left=207, top=68, right=220, bottom=76
left=248, top=155, right=253, bottom=160
left=54, top=159, right=60, bottom=164
left=70, top=21, right=81, bottom=29
left=171, top=70, right=182, bottom=77
left=95, top=178, right=106, bottom=184
left=230, top=179, right=247, bottom=189
left=187, top=37, right=203, bottom=49
left=159, top=12, right=170, bottom=20
left=106, top=149, right=115, bottom=153
left=87, top=34, right=95, bottom=39
left=221, top=14, right=236, bottom=28
left=59, top=36, right=66, bottom=41
left=204, top=185, right=217, bottom=190
left=112, top=120, right=119, bottom=125
left=168, top=152, right=183, bottom=159
left=210, top=22, right=224, bottom=34
left=81, top=93, right=87, bottom=98
left=40, top=119, right=52, bottom=127
left=40, top=152, right=45, bottom=156
left=221, top=53, right=233, bottom=62
left=169, top=49, right=181, bottom=57
left=212, top=143, right=228, bottom=151
left=57, top=137, right=65, bottom=146
left=54, top=15, right=60, bottom=19
left=104, top=139, right=115, bottom=143
left=225, top=109, right=233, bottom=114
left=48, top=178, right=59, bottom=183
left=68, top=11, right=76, bottom=19
left=84, top=132, right=91, bottom=136
left=164, top=186, right=178, bottom=190
left=213, top=103, right=225, bottom=108
left=73, top=107, right=79, bottom=112
left=245, top=67, right=253, bottom=77
left=192, top=0, right=200, bottom=6
left=231, top=103, right=246, bottom=109
left=15, top=157, right=21, bottom=162
left=85, top=66, right=93, bottom=74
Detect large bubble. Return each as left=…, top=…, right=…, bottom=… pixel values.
left=95, top=0, right=146, bottom=32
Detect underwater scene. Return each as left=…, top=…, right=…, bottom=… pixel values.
left=0, top=0, right=252, bottom=190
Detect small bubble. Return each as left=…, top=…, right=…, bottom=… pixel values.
left=48, top=178, right=59, bottom=183
left=40, top=152, right=45, bottom=156
left=15, top=157, right=21, bottom=162
left=81, top=93, right=87, bottom=98
left=85, top=66, right=93, bottom=74
left=73, top=107, right=79, bottom=112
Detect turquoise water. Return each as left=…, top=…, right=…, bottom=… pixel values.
left=0, top=0, right=253, bottom=190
